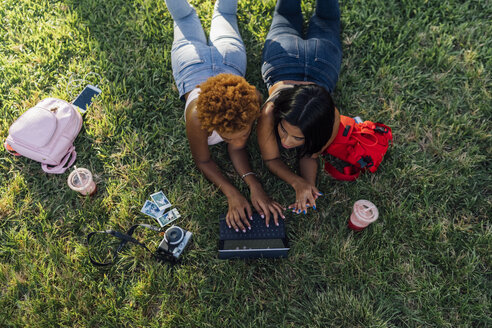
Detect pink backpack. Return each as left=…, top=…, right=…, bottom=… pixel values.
left=4, top=98, right=83, bottom=174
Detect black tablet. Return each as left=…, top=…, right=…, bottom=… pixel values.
left=218, top=212, right=289, bottom=259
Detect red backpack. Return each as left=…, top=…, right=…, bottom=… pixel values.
left=322, top=115, right=393, bottom=181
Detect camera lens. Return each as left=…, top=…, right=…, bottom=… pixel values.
left=164, top=226, right=184, bottom=245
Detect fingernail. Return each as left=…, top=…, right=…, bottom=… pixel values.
left=297, top=210, right=301, bottom=214
left=228, top=225, right=231, bottom=228
left=242, top=229, right=246, bottom=233
left=261, top=214, right=264, bottom=219
left=313, top=205, right=316, bottom=210
left=319, top=192, right=323, bottom=195
left=250, top=216, right=253, bottom=220
left=303, top=210, right=306, bottom=214
left=266, top=224, right=269, bottom=227
left=276, top=222, right=279, bottom=226
left=248, top=226, right=251, bottom=230
left=235, top=229, right=239, bottom=232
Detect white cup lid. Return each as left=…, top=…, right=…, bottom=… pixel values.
left=67, top=168, right=93, bottom=191
left=353, top=200, right=379, bottom=223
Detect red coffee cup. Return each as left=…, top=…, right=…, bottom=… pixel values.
left=348, top=200, right=378, bottom=231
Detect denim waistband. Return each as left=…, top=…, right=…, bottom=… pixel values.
left=172, top=41, right=246, bottom=99
left=261, top=36, right=342, bottom=93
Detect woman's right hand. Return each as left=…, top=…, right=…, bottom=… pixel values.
left=226, top=191, right=252, bottom=233
left=289, top=179, right=321, bottom=214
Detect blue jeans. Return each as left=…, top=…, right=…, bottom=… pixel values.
left=261, top=0, right=342, bottom=93
left=166, top=0, right=246, bottom=99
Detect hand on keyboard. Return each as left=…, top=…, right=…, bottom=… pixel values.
left=220, top=213, right=286, bottom=240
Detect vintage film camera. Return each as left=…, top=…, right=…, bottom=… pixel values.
left=156, top=225, right=192, bottom=261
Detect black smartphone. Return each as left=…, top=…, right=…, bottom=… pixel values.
left=72, top=85, right=102, bottom=113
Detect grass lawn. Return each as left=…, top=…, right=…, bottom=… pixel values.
left=0, top=0, right=490, bottom=327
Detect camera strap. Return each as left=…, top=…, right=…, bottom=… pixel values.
left=87, top=223, right=173, bottom=267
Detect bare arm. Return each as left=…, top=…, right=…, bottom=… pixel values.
left=185, top=104, right=252, bottom=231
left=228, top=143, right=261, bottom=190
left=299, top=156, right=318, bottom=186
left=228, top=142, right=285, bottom=226
left=257, top=103, right=304, bottom=187
left=186, top=114, right=238, bottom=198
left=257, top=103, right=321, bottom=213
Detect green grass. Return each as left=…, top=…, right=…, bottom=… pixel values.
left=0, top=0, right=490, bottom=327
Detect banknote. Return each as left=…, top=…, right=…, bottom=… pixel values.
left=140, top=200, right=165, bottom=219
left=157, top=208, right=181, bottom=227
left=150, top=191, right=171, bottom=211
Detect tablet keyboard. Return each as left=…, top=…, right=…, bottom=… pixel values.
left=219, top=213, right=286, bottom=240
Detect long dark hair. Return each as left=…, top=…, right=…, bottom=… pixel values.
left=273, top=84, right=336, bottom=157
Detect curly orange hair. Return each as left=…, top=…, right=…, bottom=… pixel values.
left=196, top=73, right=260, bottom=134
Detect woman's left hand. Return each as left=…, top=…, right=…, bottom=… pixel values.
left=250, top=185, right=285, bottom=227
left=289, top=179, right=321, bottom=214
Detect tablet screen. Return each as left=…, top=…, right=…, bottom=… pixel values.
left=223, top=239, right=285, bottom=250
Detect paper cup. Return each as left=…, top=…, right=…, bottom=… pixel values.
left=348, top=200, right=378, bottom=231
left=67, top=167, right=97, bottom=196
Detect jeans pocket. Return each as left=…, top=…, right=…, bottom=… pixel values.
left=222, top=42, right=246, bottom=76
left=171, top=42, right=205, bottom=74
left=314, top=39, right=342, bottom=68
left=263, top=36, right=300, bottom=62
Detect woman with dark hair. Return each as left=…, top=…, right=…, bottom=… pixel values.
left=257, top=0, right=342, bottom=218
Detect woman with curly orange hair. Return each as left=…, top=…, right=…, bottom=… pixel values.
left=165, top=0, right=284, bottom=231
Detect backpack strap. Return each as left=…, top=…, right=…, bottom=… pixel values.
left=352, top=126, right=379, bottom=147
left=4, top=141, right=21, bottom=156
left=323, top=162, right=361, bottom=181
left=41, top=146, right=77, bottom=174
